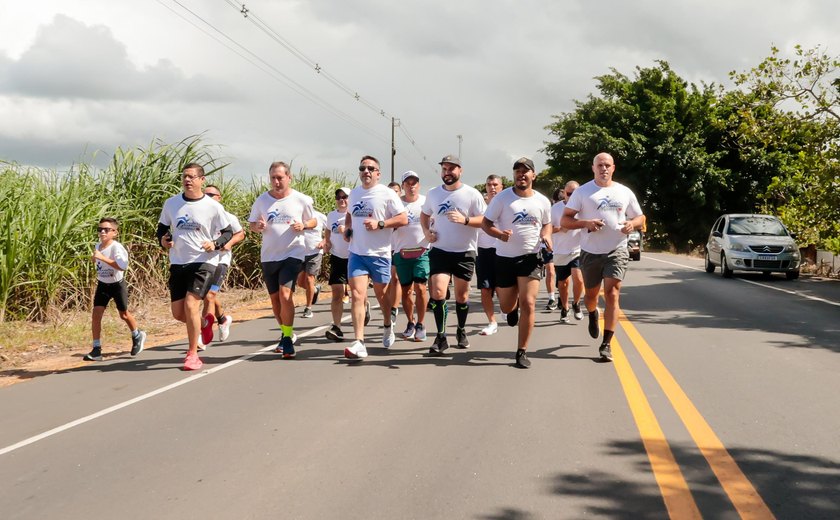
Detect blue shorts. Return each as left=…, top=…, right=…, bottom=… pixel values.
left=348, top=253, right=391, bottom=285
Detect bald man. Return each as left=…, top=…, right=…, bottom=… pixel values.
left=560, top=153, right=644, bottom=362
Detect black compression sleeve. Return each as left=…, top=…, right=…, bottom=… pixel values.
left=156, top=223, right=170, bottom=247
left=213, top=226, right=233, bottom=250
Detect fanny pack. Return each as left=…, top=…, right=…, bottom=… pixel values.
left=399, top=247, right=426, bottom=260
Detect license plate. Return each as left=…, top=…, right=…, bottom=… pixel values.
left=757, top=255, right=776, bottom=261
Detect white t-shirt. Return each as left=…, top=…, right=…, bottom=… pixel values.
left=484, top=187, right=551, bottom=258
left=391, top=195, right=429, bottom=253
left=304, top=211, right=328, bottom=256
left=159, top=194, right=231, bottom=266
left=248, top=190, right=314, bottom=262
left=550, top=201, right=582, bottom=256
left=348, top=184, right=406, bottom=258
left=421, top=184, right=486, bottom=253
left=217, top=210, right=243, bottom=266
left=95, top=240, right=129, bottom=283
left=565, top=180, right=643, bottom=254
left=326, top=209, right=350, bottom=259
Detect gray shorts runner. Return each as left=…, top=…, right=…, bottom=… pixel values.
left=580, top=247, right=629, bottom=289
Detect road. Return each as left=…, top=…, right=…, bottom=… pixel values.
left=1, top=253, right=838, bottom=519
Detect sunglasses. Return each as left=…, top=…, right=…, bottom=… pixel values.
left=358, top=165, right=379, bottom=172
left=565, top=191, right=574, bottom=196
left=98, top=227, right=116, bottom=233
left=336, top=195, right=348, bottom=200
left=206, top=192, right=221, bottom=198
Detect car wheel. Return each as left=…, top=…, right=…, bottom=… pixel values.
left=704, top=251, right=715, bottom=273
left=786, top=270, right=800, bottom=280
left=631, top=252, right=640, bottom=261
left=721, top=253, right=733, bottom=278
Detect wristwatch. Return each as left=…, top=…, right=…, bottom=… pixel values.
left=377, top=220, right=385, bottom=230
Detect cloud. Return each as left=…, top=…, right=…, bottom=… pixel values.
left=0, top=14, right=233, bottom=102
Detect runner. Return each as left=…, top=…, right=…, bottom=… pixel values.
left=324, top=187, right=351, bottom=342
left=343, top=155, right=407, bottom=359
left=298, top=210, right=327, bottom=318
left=248, top=161, right=316, bottom=359
left=476, top=174, right=502, bottom=336
left=482, top=157, right=552, bottom=368
left=84, top=217, right=146, bottom=361
left=420, top=154, right=486, bottom=355
left=551, top=180, right=584, bottom=323
left=543, top=188, right=562, bottom=311
left=157, top=163, right=233, bottom=371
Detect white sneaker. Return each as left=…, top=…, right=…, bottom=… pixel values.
left=344, top=340, right=368, bottom=359
left=383, top=324, right=396, bottom=349
left=479, top=322, right=498, bottom=336
left=219, top=315, right=233, bottom=341
left=197, top=337, right=206, bottom=351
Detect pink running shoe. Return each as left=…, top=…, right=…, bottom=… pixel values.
left=183, top=352, right=203, bottom=371
left=201, top=314, right=215, bottom=346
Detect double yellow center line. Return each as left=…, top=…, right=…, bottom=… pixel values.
left=612, top=310, right=775, bottom=519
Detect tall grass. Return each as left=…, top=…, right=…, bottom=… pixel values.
left=0, top=137, right=354, bottom=323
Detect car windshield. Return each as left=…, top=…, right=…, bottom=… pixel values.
left=726, top=216, right=788, bottom=236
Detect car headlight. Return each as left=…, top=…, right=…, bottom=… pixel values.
left=783, top=243, right=798, bottom=252
left=728, top=241, right=748, bottom=252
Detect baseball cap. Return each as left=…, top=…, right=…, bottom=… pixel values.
left=335, top=186, right=352, bottom=196
left=401, top=171, right=420, bottom=182
left=513, top=157, right=535, bottom=172
left=439, top=154, right=461, bottom=167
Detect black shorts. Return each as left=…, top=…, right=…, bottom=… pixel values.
left=302, top=253, right=323, bottom=276
left=495, top=254, right=542, bottom=288
left=169, top=262, right=216, bottom=302
left=328, top=255, right=348, bottom=285
left=262, top=258, right=303, bottom=294
left=93, top=280, right=129, bottom=311
left=428, top=247, right=476, bottom=281
left=555, top=256, right=580, bottom=282
left=475, top=247, right=496, bottom=289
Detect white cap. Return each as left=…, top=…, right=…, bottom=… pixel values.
left=335, top=186, right=352, bottom=196
left=401, top=171, right=420, bottom=182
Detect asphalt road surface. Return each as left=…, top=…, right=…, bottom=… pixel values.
left=1, top=252, right=839, bottom=519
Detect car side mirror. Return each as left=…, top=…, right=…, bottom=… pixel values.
left=789, top=232, right=797, bottom=240
left=712, top=231, right=722, bottom=238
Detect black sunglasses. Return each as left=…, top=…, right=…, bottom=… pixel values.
left=206, top=192, right=221, bottom=198
left=97, top=227, right=115, bottom=233
left=336, top=195, right=348, bottom=200
left=359, top=165, right=379, bottom=172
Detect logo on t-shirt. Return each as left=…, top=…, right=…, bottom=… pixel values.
left=596, top=196, right=624, bottom=212
left=351, top=201, right=374, bottom=217
left=267, top=210, right=294, bottom=225
left=512, top=210, right=540, bottom=226
left=406, top=208, right=420, bottom=224
left=436, top=201, right=454, bottom=214
left=176, top=214, right=201, bottom=231
left=331, top=221, right=342, bottom=231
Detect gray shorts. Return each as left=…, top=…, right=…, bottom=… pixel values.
left=580, top=248, right=629, bottom=289
left=302, top=253, right=323, bottom=276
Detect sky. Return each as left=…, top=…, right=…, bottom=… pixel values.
left=1, top=0, right=838, bottom=188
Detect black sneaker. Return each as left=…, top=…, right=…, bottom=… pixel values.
left=545, top=299, right=557, bottom=311
left=506, top=308, right=519, bottom=327
left=572, top=302, right=583, bottom=320
left=560, top=308, right=569, bottom=323
left=83, top=348, right=103, bottom=361
left=281, top=336, right=296, bottom=359
left=455, top=327, right=469, bottom=349
left=588, top=308, right=600, bottom=339
left=312, top=285, right=321, bottom=305
left=599, top=343, right=613, bottom=362
left=429, top=334, right=449, bottom=356
left=325, top=325, right=344, bottom=342
left=301, top=307, right=314, bottom=318
left=131, top=330, right=146, bottom=356
left=515, top=349, right=531, bottom=368
left=364, top=301, right=371, bottom=326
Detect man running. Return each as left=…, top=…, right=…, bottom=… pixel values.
left=561, top=152, right=644, bottom=362
left=249, top=161, right=316, bottom=359
left=324, top=187, right=351, bottom=342
left=343, top=155, right=407, bottom=359
left=551, top=181, right=584, bottom=323
left=476, top=174, right=502, bottom=336
left=157, top=163, right=233, bottom=371
left=420, top=154, right=486, bottom=355
left=481, top=157, right=552, bottom=368
left=298, top=210, right=327, bottom=318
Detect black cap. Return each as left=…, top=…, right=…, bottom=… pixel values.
left=513, top=157, right=535, bottom=172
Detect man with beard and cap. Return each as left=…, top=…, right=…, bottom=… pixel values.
left=420, top=154, right=487, bottom=355
left=561, top=152, right=644, bottom=362
left=481, top=157, right=552, bottom=368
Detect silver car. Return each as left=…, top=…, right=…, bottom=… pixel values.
left=705, top=214, right=801, bottom=279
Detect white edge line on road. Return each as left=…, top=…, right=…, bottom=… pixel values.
left=646, top=255, right=840, bottom=308
left=0, top=323, right=332, bottom=457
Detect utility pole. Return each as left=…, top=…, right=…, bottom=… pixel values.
left=391, top=117, right=399, bottom=183
left=457, top=134, right=463, bottom=159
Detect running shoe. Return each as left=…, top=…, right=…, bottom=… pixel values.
left=429, top=334, right=449, bottom=356
left=515, top=349, right=531, bottom=368
left=344, top=340, right=368, bottom=359
left=280, top=331, right=298, bottom=345
left=599, top=343, right=613, bottom=362
left=390, top=306, right=398, bottom=326
left=325, top=325, right=344, bottom=342
left=183, top=352, right=203, bottom=371
left=342, top=294, right=350, bottom=304
left=414, top=323, right=427, bottom=341
left=312, top=285, right=321, bottom=305
left=573, top=302, right=583, bottom=321
left=201, top=314, right=215, bottom=346
left=280, top=336, right=296, bottom=359
left=364, top=301, right=371, bottom=326
left=545, top=298, right=557, bottom=311
left=219, top=315, right=233, bottom=341
left=506, top=308, right=519, bottom=327
left=402, top=321, right=416, bottom=340
left=455, top=327, right=470, bottom=349
left=479, top=322, right=498, bottom=336
left=197, top=336, right=206, bottom=351
left=131, top=330, right=146, bottom=356
left=560, top=308, right=570, bottom=323
left=301, top=307, right=314, bottom=318
left=83, top=348, right=103, bottom=361
left=383, top=324, right=396, bottom=349
left=588, top=308, right=600, bottom=339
